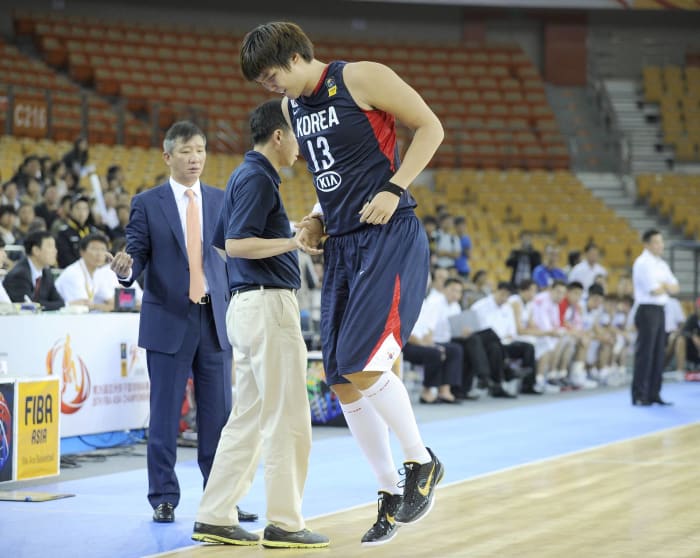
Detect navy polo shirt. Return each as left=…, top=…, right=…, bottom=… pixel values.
left=214, top=151, right=301, bottom=292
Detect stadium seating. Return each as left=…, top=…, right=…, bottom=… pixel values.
left=637, top=173, right=700, bottom=239
left=12, top=11, right=569, bottom=169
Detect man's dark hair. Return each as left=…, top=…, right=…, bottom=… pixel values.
left=642, top=228, right=661, bottom=243
left=24, top=230, right=53, bottom=255
left=497, top=281, right=514, bottom=292
left=250, top=100, right=290, bottom=146
left=240, top=21, right=314, bottom=81
left=107, top=165, right=121, bottom=181
left=444, top=277, right=463, bottom=289
left=163, top=121, right=206, bottom=153
left=79, top=232, right=109, bottom=251
left=584, top=242, right=598, bottom=252
left=567, top=281, right=584, bottom=291
left=552, top=279, right=567, bottom=289
left=453, top=215, right=465, bottom=226
left=70, top=194, right=90, bottom=209
left=472, top=269, right=487, bottom=283
left=0, top=205, right=17, bottom=218
left=518, top=278, right=535, bottom=291
left=588, top=283, right=605, bottom=297
left=568, top=250, right=580, bottom=268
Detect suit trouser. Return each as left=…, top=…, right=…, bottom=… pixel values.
left=197, top=289, right=311, bottom=531
left=503, top=341, right=536, bottom=391
left=633, top=304, right=666, bottom=402
left=146, top=301, right=230, bottom=508
left=402, top=341, right=463, bottom=389
left=452, top=334, right=491, bottom=391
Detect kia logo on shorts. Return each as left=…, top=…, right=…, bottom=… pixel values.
left=315, top=171, right=342, bottom=192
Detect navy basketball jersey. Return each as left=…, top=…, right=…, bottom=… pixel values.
left=289, top=61, right=417, bottom=236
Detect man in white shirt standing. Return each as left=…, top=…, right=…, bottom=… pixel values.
left=632, top=229, right=680, bottom=406
left=568, top=243, right=607, bottom=292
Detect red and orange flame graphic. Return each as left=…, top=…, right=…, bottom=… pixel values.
left=0, top=392, right=11, bottom=469
left=46, top=334, right=91, bottom=414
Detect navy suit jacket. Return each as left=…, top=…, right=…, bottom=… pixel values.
left=121, top=182, right=231, bottom=354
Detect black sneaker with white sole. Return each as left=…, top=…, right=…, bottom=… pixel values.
left=261, top=524, right=329, bottom=548
left=394, top=447, right=444, bottom=525
left=191, top=522, right=260, bottom=545
left=361, top=491, right=403, bottom=546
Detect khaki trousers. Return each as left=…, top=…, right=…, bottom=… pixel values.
left=196, top=288, right=311, bottom=531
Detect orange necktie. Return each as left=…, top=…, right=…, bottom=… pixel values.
left=185, top=189, right=206, bottom=303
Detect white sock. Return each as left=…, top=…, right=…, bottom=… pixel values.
left=340, top=398, right=401, bottom=494
left=360, top=373, right=431, bottom=464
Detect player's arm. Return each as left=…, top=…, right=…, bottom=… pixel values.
left=344, top=61, right=444, bottom=188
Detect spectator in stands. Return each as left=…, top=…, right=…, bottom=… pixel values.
left=679, top=298, right=700, bottom=375
left=453, top=215, right=472, bottom=279
left=433, top=214, right=461, bottom=271
left=55, top=232, right=116, bottom=312
left=559, top=281, right=597, bottom=389
left=422, top=215, right=438, bottom=266
left=106, top=165, right=126, bottom=193
left=0, top=205, right=17, bottom=245
left=13, top=203, right=35, bottom=244
left=568, top=242, right=607, bottom=292
left=56, top=194, right=93, bottom=268
left=48, top=160, right=69, bottom=196
left=12, top=155, right=43, bottom=192
left=532, top=244, right=567, bottom=290
left=109, top=204, right=130, bottom=241
left=505, top=230, right=541, bottom=286
left=426, top=266, right=449, bottom=303
left=0, top=238, right=10, bottom=304
left=663, top=294, right=686, bottom=375
left=101, top=191, right=120, bottom=230
left=27, top=217, right=47, bottom=235
left=565, top=250, right=581, bottom=275
left=472, top=282, right=532, bottom=398
left=403, top=290, right=463, bottom=404
left=3, top=230, right=64, bottom=310
left=34, top=184, right=60, bottom=230
left=509, top=279, right=560, bottom=394
left=62, top=137, right=90, bottom=179
left=20, top=177, right=43, bottom=207
left=463, top=269, right=492, bottom=308
left=1, top=181, right=20, bottom=211
left=50, top=194, right=73, bottom=235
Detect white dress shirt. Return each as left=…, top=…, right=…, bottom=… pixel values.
left=56, top=259, right=120, bottom=305
left=568, top=260, right=607, bottom=291
left=632, top=248, right=678, bottom=306
left=169, top=178, right=209, bottom=293
left=472, top=295, right=517, bottom=342
left=664, top=298, right=685, bottom=333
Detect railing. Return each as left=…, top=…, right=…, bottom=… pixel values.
left=670, top=240, right=700, bottom=300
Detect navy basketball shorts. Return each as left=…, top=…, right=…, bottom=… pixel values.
left=320, top=212, right=430, bottom=385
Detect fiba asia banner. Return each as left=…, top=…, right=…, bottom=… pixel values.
left=1, top=314, right=150, bottom=437
left=16, top=378, right=60, bottom=480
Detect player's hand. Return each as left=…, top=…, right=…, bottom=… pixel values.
left=295, top=215, right=325, bottom=255
left=358, top=191, right=400, bottom=225
left=110, top=250, right=133, bottom=278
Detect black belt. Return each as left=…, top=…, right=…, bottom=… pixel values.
left=192, top=294, right=211, bottom=305
left=231, top=285, right=296, bottom=296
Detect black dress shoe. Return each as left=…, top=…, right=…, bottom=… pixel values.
left=419, top=396, right=439, bottom=404
left=491, top=388, right=517, bottom=399
left=192, top=521, right=259, bottom=545
left=652, top=398, right=673, bottom=406
left=236, top=506, right=258, bottom=522
left=437, top=396, right=460, bottom=404
left=633, top=399, right=652, bottom=407
left=153, top=502, right=175, bottom=523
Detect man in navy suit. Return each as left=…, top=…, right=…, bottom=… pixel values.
left=110, top=121, right=256, bottom=524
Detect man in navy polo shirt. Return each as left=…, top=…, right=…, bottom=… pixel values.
left=192, top=100, right=328, bottom=549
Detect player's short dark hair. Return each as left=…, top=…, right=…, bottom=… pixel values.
left=552, top=279, right=567, bottom=289
left=497, top=281, right=514, bottom=292
left=163, top=121, right=206, bottom=153
left=444, top=277, right=463, bottom=289
left=0, top=205, right=16, bottom=217
left=249, top=100, right=290, bottom=146
left=642, top=228, right=661, bottom=243
left=240, top=21, right=314, bottom=81
left=24, top=230, right=54, bottom=255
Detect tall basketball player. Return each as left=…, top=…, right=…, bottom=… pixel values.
left=241, top=22, right=445, bottom=546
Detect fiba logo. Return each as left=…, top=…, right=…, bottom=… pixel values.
left=0, top=392, right=11, bottom=470
left=46, top=334, right=91, bottom=414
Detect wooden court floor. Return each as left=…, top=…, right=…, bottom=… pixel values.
left=151, top=423, right=700, bottom=558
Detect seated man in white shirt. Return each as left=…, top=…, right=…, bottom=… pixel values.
left=55, top=232, right=120, bottom=312
left=472, top=281, right=536, bottom=396
left=568, top=242, right=607, bottom=292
